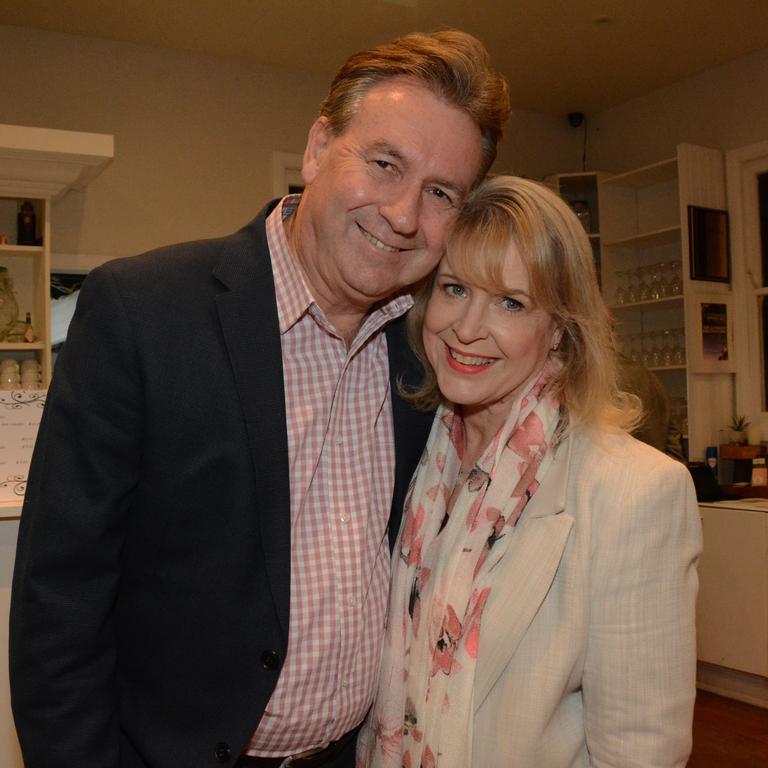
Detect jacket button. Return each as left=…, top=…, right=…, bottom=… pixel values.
left=261, top=649, right=281, bottom=670
left=214, top=742, right=232, bottom=763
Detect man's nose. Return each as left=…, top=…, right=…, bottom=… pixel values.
left=379, top=182, right=421, bottom=236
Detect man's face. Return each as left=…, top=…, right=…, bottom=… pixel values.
left=294, top=77, right=484, bottom=315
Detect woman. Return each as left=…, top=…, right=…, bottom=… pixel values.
left=358, top=176, right=701, bottom=768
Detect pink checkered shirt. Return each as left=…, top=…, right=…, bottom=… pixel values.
left=245, top=197, right=413, bottom=756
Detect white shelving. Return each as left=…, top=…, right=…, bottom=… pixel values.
left=0, top=125, right=113, bottom=385
left=599, top=143, right=732, bottom=461
left=546, top=171, right=607, bottom=279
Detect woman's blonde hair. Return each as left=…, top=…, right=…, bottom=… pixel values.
left=406, top=175, right=642, bottom=434
left=320, top=30, right=510, bottom=181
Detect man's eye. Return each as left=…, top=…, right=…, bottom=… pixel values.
left=427, top=187, right=454, bottom=208
left=374, top=159, right=394, bottom=171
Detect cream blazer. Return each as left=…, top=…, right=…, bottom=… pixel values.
left=470, top=428, right=702, bottom=767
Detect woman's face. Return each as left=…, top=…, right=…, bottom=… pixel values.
left=423, top=245, right=561, bottom=423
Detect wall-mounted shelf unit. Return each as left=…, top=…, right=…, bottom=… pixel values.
left=0, top=124, right=113, bottom=385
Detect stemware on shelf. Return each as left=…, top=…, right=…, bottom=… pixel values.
left=648, top=262, right=663, bottom=301
left=614, top=269, right=627, bottom=306
left=627, top=268, right=640, bottom=304
left=669, top=261, right=683, bottom=296
left=637, top=265, right=651, bottom=302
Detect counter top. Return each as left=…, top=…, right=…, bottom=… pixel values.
left=0, top=501, right=21, bottom=520
left=700, top=498, right=768, bottom=513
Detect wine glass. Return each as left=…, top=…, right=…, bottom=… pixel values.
left=614, top=270, right=627, bottom=306
left=627, top=268, right=640, bottom=304
left=648, top=262, right=663, bottom=300
left=637, top=266, right=651, bottom=302
left=669, top=261, right=683, bottom=296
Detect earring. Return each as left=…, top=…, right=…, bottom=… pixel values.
left=550, top=342, right=560, bottom=352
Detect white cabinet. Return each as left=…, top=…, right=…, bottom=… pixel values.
left=546, top=171, right=606, bottom=278
left=697, top=503, right=768, bottom=678
left=0, top=124, right=113, bottom=387
left=598, top=144, right=732, bottom=461
left=0, top=197, right=52, bottom=383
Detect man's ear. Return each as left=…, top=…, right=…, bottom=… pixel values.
left=301, top=116, right=332, bottom=185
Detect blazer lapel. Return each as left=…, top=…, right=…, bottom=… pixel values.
left=213, top=205, right=291, bottom=641
left=473, top=436, right=575, bottom=711
left=385, top=316, right=434, bottom=551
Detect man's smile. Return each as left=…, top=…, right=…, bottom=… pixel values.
left=357, top=223, right=403, bottom=253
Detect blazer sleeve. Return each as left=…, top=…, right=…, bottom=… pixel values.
left=581, top=452, right=702, bottom=767
left=10, top=263, right=143, bottom=768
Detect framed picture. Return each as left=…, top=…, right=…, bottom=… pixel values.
left=688, top=294, right=736, bottom=373
left=688, top=205, right=730, bottom=282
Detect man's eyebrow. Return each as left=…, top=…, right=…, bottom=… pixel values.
left=370, top=140, right=405, bottom=163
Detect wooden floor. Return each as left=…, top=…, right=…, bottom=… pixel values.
left=688, top=689, right=768, bottom=767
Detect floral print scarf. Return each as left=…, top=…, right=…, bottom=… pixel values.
left=358, top=358, right=562, bottom=768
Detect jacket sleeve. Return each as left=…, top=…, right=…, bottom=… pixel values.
left=582, top=453, right=702, bottom=767
left=10, top=263, right=143, bottom=768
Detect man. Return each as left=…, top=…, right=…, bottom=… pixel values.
left=10, top=30, right=509, bottom=768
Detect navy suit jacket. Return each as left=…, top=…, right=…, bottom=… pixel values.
left=10, top=201, right=433, bottom=768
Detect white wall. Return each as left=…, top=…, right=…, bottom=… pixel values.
left=495, top=108, right=584, bottom=180
left=590, top=46, right=768, bottom=172
left=0, top=25, right=331, bottom=265
left=0, top=24, right=578, bottom=269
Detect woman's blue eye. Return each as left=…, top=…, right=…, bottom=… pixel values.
left=443, top=283, right=465, bottom=297
left=501, top=296, right=523, bottom=311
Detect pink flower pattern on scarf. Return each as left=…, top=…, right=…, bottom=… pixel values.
left=358, top=358, right=562, bottom=768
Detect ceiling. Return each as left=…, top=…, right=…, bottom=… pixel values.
left=2, top=0, right=768, bottom=115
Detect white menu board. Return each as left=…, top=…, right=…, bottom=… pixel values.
left=0, top=390, right=46, bottom=504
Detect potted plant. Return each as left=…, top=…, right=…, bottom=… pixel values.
left=729, top=415, right=751, bottom=445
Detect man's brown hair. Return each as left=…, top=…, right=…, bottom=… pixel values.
left=320, top=30, right=511, bottom=181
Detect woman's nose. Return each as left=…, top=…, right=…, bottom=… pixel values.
left=452, top=299, right=488, bottom=343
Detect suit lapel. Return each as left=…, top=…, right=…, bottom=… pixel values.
left=213, top=204, right=291, bottom=641
left=385, top=316, right=434, bottom=551
left=473, top=436, right=575, bottom=711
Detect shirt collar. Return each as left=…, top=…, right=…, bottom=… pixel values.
left=265, top=195, right=414, bottom=339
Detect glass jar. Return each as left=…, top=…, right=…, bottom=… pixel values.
left=569, top=200, right=592, bottom=233
left=0, top=266, right=19, bottom=340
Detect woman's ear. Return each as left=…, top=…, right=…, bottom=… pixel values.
left=301, top=116, right=331, bottom=185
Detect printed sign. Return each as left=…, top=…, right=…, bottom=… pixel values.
left=0, top=390, right=46, bottom=503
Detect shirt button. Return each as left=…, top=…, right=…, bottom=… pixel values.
left=339, top=512, right=349, bottom=523
left=347, top=596, right=357, bottom=607
left=342, top=677, right=351, bottom=688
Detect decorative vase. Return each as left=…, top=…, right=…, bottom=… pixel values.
left=0, top=266, right=19, bottom=340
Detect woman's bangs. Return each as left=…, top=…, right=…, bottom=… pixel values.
left=446, top=223, right=512, bottom=291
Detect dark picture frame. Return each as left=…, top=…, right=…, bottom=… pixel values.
left=688, top=293, right=736, bottom=373
left=688, top=205, right=730, bottom=282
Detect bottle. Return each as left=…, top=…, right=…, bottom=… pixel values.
left=570, top=200, right=592, bottom=233
left=705, top=446, right=718, bottom=478
left=0, top=266, right=19, bottom=340
left=17, top=201, right=37, bottom=245
left=23, top=311, right=36, bottom=343
left=752, top=457, right=767, bottom=487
